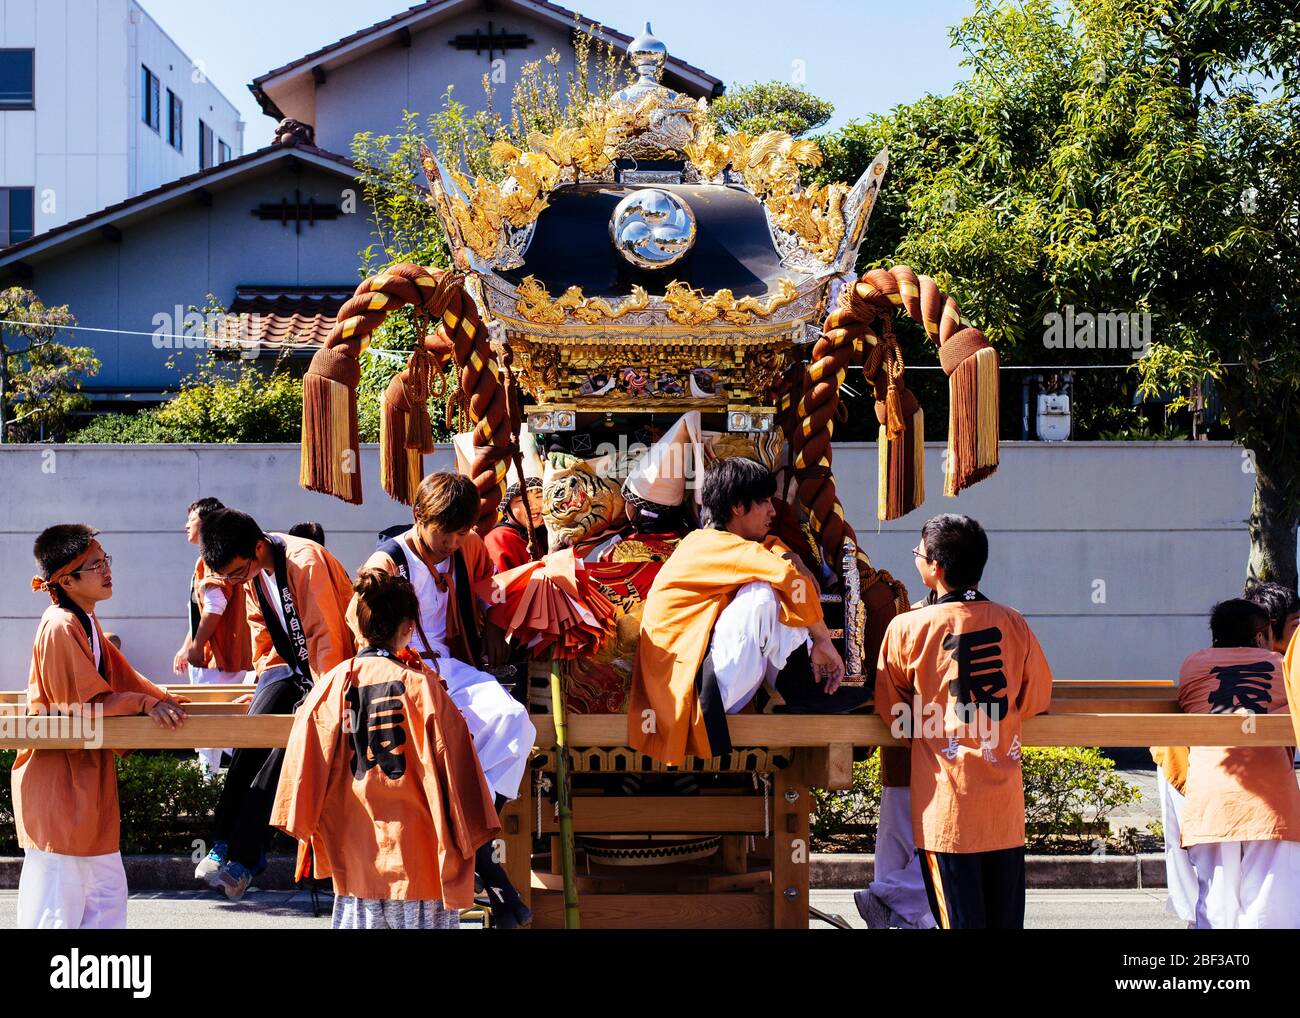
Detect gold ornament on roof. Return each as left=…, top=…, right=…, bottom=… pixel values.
left=515, top=276, right=651, bottom=324
left=685, top=125, right=849, bottom=263
left=662, top=277, right=800, bottom=326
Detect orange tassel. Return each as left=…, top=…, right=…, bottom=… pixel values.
left=300, top=346, right=361, bottom=505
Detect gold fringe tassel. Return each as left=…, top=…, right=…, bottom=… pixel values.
left=944, top=344, right=1000, bottom=497
left=300, top=347, right=361, bottom=505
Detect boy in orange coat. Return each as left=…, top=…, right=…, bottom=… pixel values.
left=193, top=508, right=355, bottom=900
left=173, top=497, right=253, bottom=772
left=628, top=457, right=853, bottom=767
left=876, top=514, right=1053, bottom=929
left=15, top=524, right=187, bottom=928
left=273, top=569, right=499, bottom=928
left=1185, top=598, right=1300, bottom=928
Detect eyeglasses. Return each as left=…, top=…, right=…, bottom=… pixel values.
left=72, top=554, right=112, bottom=576
left=213, top=561, right=255, bottom=584
left=912, top=545, right=932, bottom=563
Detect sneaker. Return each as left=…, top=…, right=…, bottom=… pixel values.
left=854, top=888, right=893, bottom=929
left=194, top=841, right=228, bottom=885
left=213, top=860, right=253, bottom=901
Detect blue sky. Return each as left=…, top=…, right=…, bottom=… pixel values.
left=142, top=0, right=975, bottom=151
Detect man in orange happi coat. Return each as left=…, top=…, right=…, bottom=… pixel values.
left=15, top=525, right=187, bottom=928
left=875, top=514, right=1054, bottom=930
left=172, top=496, right=253, bottom=773
left=193, top=508, right=355, bottom=901
left=629, top=457, right=862, bottom=767
left=1186, top=598, right=1300, bottom=928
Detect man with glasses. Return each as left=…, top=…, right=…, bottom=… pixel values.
left=15, top=524, right=187, bottom=928
left=875, top=514, right=1054, bottom=929
left=173, top=497, right=252, bottom=773
left=193, top=508, right=355, bottom=901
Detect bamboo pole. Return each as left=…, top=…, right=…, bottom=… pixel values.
left=549, top=660, right=580, bottom=929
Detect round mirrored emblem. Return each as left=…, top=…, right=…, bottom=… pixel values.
left=609, top=188, right=697, bottom=270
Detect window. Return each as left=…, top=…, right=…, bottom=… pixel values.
left=0, top=49, right=34, bottom=110
left=218, top=139, right=231, bottom=164
left=167, top=90, right=183, bottom=150
left=0, top=187, right=35, bottom=246
left=199, top=120, right=214, bottom=169
left=141, top=65, right=160, bottom=130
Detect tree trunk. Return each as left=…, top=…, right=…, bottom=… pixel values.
left=1247, top=452, right=1298, bottom=589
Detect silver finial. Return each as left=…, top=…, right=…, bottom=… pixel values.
left=617, top=22, right=669, bottom=102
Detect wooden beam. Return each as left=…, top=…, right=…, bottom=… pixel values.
left=536, top=796, right=765, bottom=834
left=311, top=65, right=327, bottom=86
left=194, top=188, right=213, bottom=207
left=99, top=224, right=122, bottom=243
left=397, top=26, right=412, bottom=47
left=771, top=760, right=810, bottom=929
left=0, top=711, right=1290, bottom=751
left=529, top=891, right=771, bottom=930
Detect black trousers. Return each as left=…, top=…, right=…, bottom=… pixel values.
left=210, top=675, right=305, bottom=868
left=918, top=846, right=1026, bottom=929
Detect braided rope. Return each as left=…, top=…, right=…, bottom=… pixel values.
left=791, top=264, right=994, bottom=579
left=307, top=263, right=513, bottom=523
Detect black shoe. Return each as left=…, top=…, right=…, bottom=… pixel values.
left=773, top=644, right=873, bottom=714
left=773, top=681, right=873, bottom=714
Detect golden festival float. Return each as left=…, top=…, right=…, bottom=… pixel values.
left=294, top=25, right=1003, bottom=929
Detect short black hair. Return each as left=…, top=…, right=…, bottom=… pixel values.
left=1209, top=597, right=1271, bottom=648
left=288, top=521, right=325, bottom=546
left=188, top=497, right=224, bottom=519
left=33, top=524, right=99, bottom=579
left=1242, top=579, right=1300, bottom=642
left=201, top=508, right=265, bottom=571
left=701, top=458, right=776, bottom=530
left=921, top=514, right=988, bottom=590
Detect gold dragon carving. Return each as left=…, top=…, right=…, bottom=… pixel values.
left=515, top=275, right=652, bottom=324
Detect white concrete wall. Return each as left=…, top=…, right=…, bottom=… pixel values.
left=0, top=0, right=243, bottom=237
left=0, top=440, right=1257, bottom=690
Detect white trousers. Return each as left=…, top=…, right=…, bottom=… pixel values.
left=1187, top=839, right=1300, bottom=929
left=1156, top=771, right=1198, bottom=924
left=17, top=847, right=128, bottom=929
left=870, top=785, right=937, bottom=929
left=188, top=665, right=246, bottom=772
left=439, top=656, right=537, bottom=801
left=709, top=581, right=811, bottom=714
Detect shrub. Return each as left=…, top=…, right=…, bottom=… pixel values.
left=811, top=755, right=880, bottom=851
left=1022, top=746, right=1142, bottom=850
left=0, top=749, right=222, bottom=855
left=67, top=412, right=175, bottom=444
left=70, top=358, right=303, bottom=445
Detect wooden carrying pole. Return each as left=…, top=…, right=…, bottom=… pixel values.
left=0, top=710, right=1292, bottom=750
left=549, top=661, right=580, bottom=929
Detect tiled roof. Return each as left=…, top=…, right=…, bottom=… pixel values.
left=214, top=286, right=356, bottom=351
left=0, top=143, right=358, bottom=268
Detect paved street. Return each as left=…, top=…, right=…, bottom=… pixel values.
left=0, top=887, right=1186, bottom=930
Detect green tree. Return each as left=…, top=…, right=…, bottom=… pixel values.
left=0, top=287, right=95, bottom=443
left=817, top=0, right=1300, bottom=585
left=710, top=80, right=835, bottom=137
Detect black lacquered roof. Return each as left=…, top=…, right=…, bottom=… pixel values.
left=498, top=182, right=807, bottom=298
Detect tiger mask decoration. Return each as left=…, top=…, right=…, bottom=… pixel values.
left=542, top=452, right=625, bottom=552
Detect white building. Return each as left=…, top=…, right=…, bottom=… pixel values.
left=0, top=0, right=244, bottom=245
